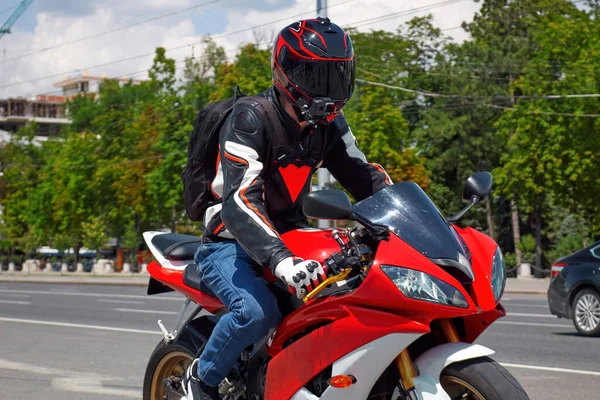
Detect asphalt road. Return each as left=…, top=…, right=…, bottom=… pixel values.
left=0, top=282, right=598, bottom=400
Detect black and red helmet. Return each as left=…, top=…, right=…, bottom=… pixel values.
left=272, top=17, right=355, bottom=125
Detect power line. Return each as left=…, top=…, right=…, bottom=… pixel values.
left=356, top=77, right=600, bottom=101
left=0, top=2, right=19, bottom=17
left=1, top=0, right=468, bottom=91
left=0, top=0, right=359, bottom=90
left=484, top=104, right=600, bottom=118
left=29, top=39, right=271, bottom=98
left=2, top=0, right=222, bottom=64
left=349, top=0, right=467, bottom=29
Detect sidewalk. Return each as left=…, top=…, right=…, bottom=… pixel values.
left=505, top=277, right=549, bottom=295
left=0, top=271, right=550, bottom=294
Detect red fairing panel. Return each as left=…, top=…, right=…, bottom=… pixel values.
left=146, top=261, right=225, bottom=313
left=268, top=234, right=488, bottom=358
left=281, top=229, right=344, bottom=265
left=264, top=305, right=429, bottom=400
left=368, top=233, right=504, bottom=339
left=357, top=235, right=481, bottom=319
left=453, top=225, right=500, bottom=311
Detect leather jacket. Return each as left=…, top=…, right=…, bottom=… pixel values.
left=204, top=86, right=392, bottom=271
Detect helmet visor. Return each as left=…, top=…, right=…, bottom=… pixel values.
left=280, top=51, right=355, bottom=103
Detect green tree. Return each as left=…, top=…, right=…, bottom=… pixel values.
left=212, top=43, right=272, bottom=99
left=0, top=124, right=45, bottom=261
left=494, top=2, right=600, bottom=269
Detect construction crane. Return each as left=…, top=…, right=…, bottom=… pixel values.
left=0, top=0, right=33, bottom=40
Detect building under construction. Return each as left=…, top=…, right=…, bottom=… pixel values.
left=0, top=95, right=69, bottom=137
left=0, top=73, right=143, bottom=140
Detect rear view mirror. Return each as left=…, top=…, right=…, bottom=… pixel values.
left=463, top=172, right=493, bottom=202
left=448, top=172, right=493, bottom=223
left=303, top=190, right=353, bottom=220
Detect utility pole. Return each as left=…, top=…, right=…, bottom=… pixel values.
left=316, top=0, right=332, bottom=229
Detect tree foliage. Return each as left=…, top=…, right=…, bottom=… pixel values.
left=1, top=1, right=599, bottom=272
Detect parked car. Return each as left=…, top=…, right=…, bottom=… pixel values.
left=548, top=241, right=600, bottom=336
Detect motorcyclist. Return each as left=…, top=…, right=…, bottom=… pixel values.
left=183, top=17, right=392, bottom=400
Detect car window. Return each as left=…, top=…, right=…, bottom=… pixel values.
left=591, top=245, right=600, bottom=259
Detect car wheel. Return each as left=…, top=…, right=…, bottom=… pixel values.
left=572, top=289, right=600, bottom=337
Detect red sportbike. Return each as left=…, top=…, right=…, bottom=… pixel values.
left=142, top=172, right=529, bottom=400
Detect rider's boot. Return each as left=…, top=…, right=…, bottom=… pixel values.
left=182, top=359, right=221, bottom=400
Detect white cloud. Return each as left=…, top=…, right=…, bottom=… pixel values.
left=0, top=0, right=481, bottom=98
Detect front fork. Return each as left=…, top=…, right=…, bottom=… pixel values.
left=395, top=319, right=459, bottom=400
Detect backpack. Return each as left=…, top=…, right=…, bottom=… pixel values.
left=182, top=87, right=290, bottom=222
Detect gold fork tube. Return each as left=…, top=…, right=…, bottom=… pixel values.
left=396, top=349, right=417, bottom=390
left=440, top=319, right=460, bottom=343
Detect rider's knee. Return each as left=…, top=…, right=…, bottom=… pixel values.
left=232, top=295, right=281, bottom=339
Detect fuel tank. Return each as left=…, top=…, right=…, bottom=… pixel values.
left=281, top=228, right=343, bottom=264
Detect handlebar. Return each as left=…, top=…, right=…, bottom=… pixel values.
left=301, top=227, right=373, bottom=303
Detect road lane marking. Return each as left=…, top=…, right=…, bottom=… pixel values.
left=0, top=299, right=31, bottom=305
left=0, top=358, right=140, bottom=398
left=115, top=308, right=179, bottom=315
left=0, top=288, right=182, bottom=301
left=0, top=317, right=161, bottom=335
left=0, top=293, right=30, bottom=298
left=52, top=377, right=140, bottom=398
left=504, top=303, right=549, bottom=308
left=507, top=312, right=554, bottom=318
left=501, top=363, right=600, bottom=377
left=97, top=299, right=145, bottom=305
left=496, top=321, right=572, bottom=328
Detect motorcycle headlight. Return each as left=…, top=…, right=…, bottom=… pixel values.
left=381, top=266, right=469, bottom=308
left=491, top=247, right=506, bottom=302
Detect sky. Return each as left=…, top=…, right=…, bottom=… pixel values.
left=0, top=0, right=483, bottom=99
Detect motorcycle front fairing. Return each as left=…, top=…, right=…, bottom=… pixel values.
left=264, top=231, right=503, bottom=400
left=266, top=183, right=504, bottom=399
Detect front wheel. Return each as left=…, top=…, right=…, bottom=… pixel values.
left=369, top=356, right=529, bottom=400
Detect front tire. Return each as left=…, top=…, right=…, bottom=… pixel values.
left=142, top=340, right=196, bottom=400
left=440, top=357, right=529, bottom=400
left=369, top=356, right=529, bottom=400
left=572, top=289, right=600, bottom=337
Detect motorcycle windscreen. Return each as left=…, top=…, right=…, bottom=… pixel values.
left=353, top=182, right=468, bottom=262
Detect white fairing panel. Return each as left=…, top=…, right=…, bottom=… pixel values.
left=143, top=231, right=192, bottom=271
left=316, top=333, right=423, bottom=400
left=290, top=388, right=319, bottom=400
left=288, top=338, right=494, bottom=400
left=412, top=343, right=495, bottom=400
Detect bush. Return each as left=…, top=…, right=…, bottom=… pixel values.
left=520, top=234, right=536, bottom=263
left=504, top=252, right=517, bottom=277
left=548, top=234, right=585, bottom=263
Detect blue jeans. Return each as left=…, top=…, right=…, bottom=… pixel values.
left=194, top=241, right=282, bottom=386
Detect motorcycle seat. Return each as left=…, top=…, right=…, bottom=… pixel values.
left=151, top=233, right=203, bottom=261
left=183, top=263, right=217, bottom=297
